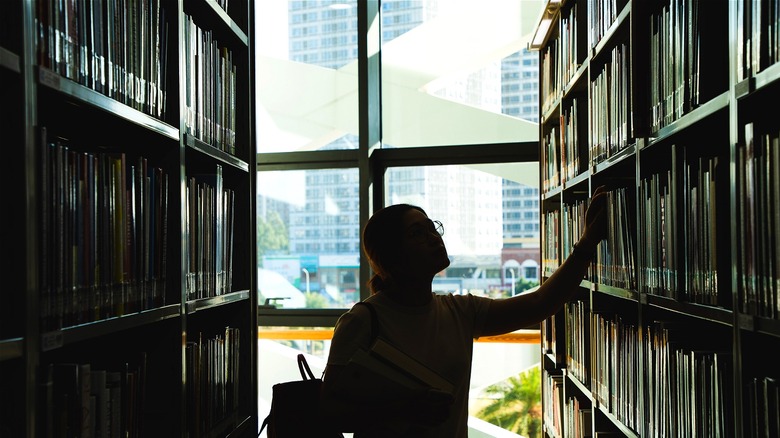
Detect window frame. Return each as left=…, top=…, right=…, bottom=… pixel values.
left=256, top=1, right=540, bottom=328
left=256, top=142, right=538, bottom=327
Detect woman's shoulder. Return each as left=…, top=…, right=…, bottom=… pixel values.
left=334, top=300, right=374, bottom=330
left=435, top=292, right=493, bottom=313
left=436, top=291, right=492, bottom=303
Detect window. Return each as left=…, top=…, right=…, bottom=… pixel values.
left=255, top=2, right=546, bottom=437
left=257, top=168, right=361, bottom=309
left=384, top=164, right=539, bottom=296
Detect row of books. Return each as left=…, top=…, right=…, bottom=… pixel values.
left=185, top=327, right=241, bottom=436
left=35, top=0, right=169, bottom=119
left=39, top=128, right=169, bottom=331
left=542, top=209, right=560, bottom=276
left=594, top=316, right=739, bottom=437
left=648, top=0, right=704, bottom=132
left=739, top=122, right=780, bottom=319
left=184, top=15, right=238, bottom=155
left=540, top=43, right=561, bottom=116
left=642, top=322, right=733, bottom=438
left=541, top=314, right=559, bottom=362
left=565, top=300, right=590, bottom=386
left=681, top=153, right=720, bottom=305
left=590, top=311, right=641, bottom=432
left=546, top=168, right=732, bottom=311
left=185, top=165, right=236, bottom=300
left=539, top=0, right=617, bottom=114
left=562, top=198, right=588, bottom=271
left=542, top=125, right=561, bottom=191
left=559, top=2, right=582, bottom=89
left=565, top=397, right=592, bottom=438
left=542, top=371, right=656, bottom=438
left=542, top=370, right=564, bottom=438
left=542, top=0, right=751, bottom=168
left=587, top=0, right=620, bottom=50
left=589, top=42, right=630, bottom=166
left=638, top=152, right=721, bottom=304
left=590, top=314, right=735, bottom=437
left=593, top=187, right=636, bottom=290
left=639, top=168, right=678, bottom=297
left=738, top=0, right=780, bottom=81
left=41, top=353, right=147, bottom=438
left=560, top=97, right=584, bottom=183
left=214, top=0, right=232, bottom=14
left=746, top=376, right=780, bottom=438
left=547, top=107, right=601, bottom=193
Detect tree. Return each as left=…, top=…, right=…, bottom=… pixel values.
left=513, top=277, right=540, bottom=295
left=476, top=365, right=542, bottom=438
left=257, top=210, right=289, bottom=261
left=304, top=291, right=328, bottom=309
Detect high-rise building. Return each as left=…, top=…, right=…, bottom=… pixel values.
left=502, top=48, right=541, bottom=243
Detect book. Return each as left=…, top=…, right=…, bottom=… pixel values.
left=79, top=363, right=92, bottom=438
left=90, top=369, right=109, bottom=438
left=367, top=337, right=454, bottom=394
left=106, top=371, right=122, bottom=438
left=339, top=346, right=429, bottom=401
left=579, top=407, right=593, bottom=437
left=224, top=188, right=234, bottom=292
left=51, top=362, right=83, bottom=436
left=766, top=377, right=779, bottom=438
left=158, top=170, right=169, bottom=306
left=39, top=127, right=52, bottom=330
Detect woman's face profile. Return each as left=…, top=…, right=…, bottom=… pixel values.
left=399, top=209, right=450, bottom=278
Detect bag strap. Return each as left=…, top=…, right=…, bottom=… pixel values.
left=297, top=353, right=316, bottom=380
left=354, top=301, right=379, bottom=343
left=295, top=302, right=377, bottom=381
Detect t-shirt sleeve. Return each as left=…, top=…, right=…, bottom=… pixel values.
left=466, top=293, right=492, bottom=339
left=326, top=305, right=373, bottom=366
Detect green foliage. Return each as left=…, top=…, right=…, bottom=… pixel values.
left=257, top=211, right=289, bottom=260
left=476, top=365, right=542, bottom=438
left=513, top=278, right=540, bottom=295
left=304, top=291, right=328, bottom=308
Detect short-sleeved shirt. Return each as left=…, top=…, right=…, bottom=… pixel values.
left=327, top=291, right=492, bottom=437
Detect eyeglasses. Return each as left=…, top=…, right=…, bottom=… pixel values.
left=406, top=220, right=444, bottom=243
left=433, top=220, right=444, bottom=236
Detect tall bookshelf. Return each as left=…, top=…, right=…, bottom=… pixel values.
left=0, top=0, right=257, bottom=436
left=533, top=0, right=780, bottom=436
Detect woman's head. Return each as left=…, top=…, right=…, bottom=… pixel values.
left=362, top=204, right=449, bottom=294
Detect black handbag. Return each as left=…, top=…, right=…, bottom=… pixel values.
left=259, top=353, right=344, bottom=438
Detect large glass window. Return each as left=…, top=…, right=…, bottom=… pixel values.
left=385, top=163, right=540, bottom=297
left=255, top=2, right=548, bottom=437
left=257, top=168, right=361, bottom=309
left=380, top=0, right=544, bottom=147
left=255, top=0, right=359, bottom=152
left=255, top=0, right=544, bottom=152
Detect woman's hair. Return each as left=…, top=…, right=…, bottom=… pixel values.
left=362, top=203, right=427, bottom=294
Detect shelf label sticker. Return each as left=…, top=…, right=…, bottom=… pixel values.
left=41, top=331, right=63, bottom=352
left=38, top=68, right=61, bottom=88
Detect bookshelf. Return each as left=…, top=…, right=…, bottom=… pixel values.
left=0, top=0, right=257, bottom=436
left=533, top=0, right=780, bottom=437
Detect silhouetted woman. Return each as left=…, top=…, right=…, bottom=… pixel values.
left=322, top=186, right=608, bottom=437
